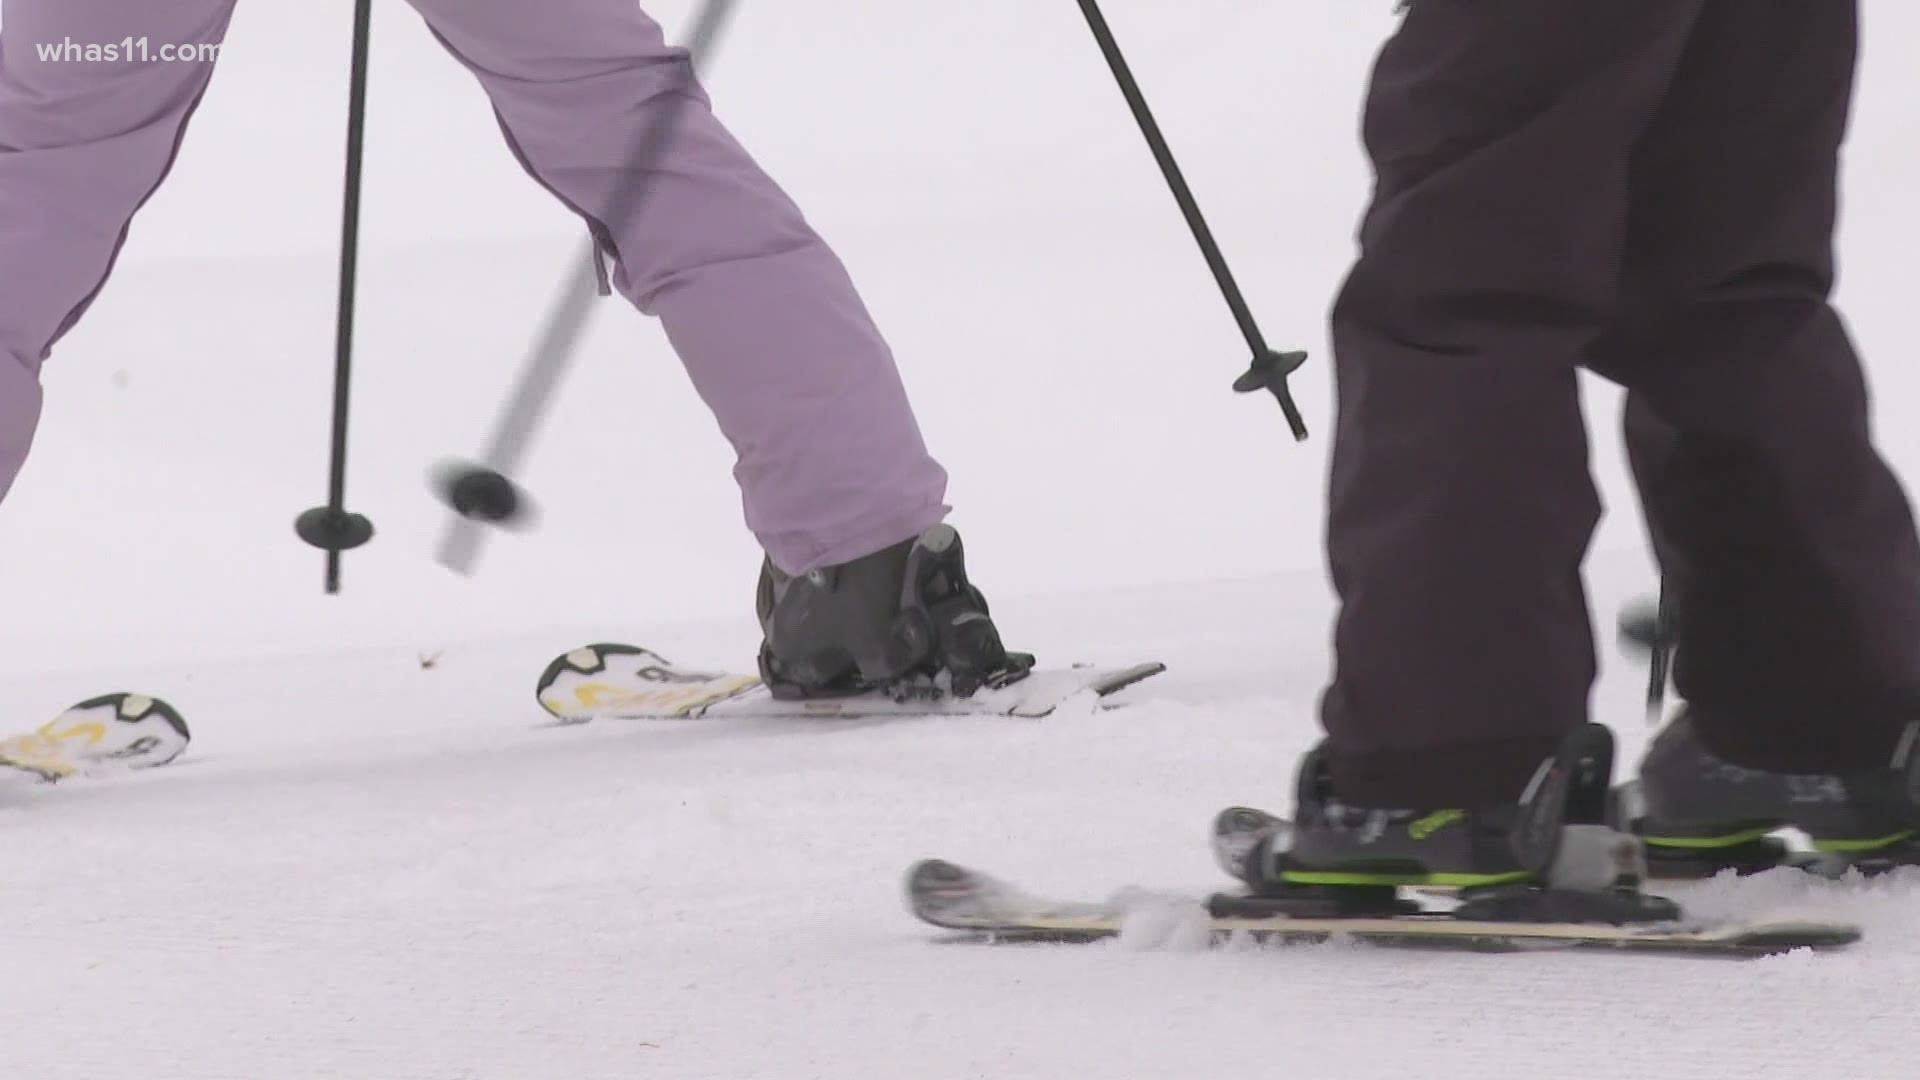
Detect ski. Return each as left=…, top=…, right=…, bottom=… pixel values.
left=535, top=643, right=1165, bottom=723
left=904, top=858, right=1860, bottom=957
left=0, top=693, right=190, bottom=784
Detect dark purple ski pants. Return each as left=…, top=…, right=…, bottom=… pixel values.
left=1321, top=0, right=1920, bottom=805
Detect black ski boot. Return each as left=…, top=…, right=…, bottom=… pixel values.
left=756, top=524, right=1033, bottom=701
left=1613, top=709, right=1920, bottom=878
left=1211, top=724, right=1678, bottom=924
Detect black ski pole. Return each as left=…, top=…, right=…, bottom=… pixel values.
left=431, top=0, right=739, bottom=575
left=294, top=0, right=377, bottom=593
left=1073, top=0, right=1309, bottom=440
left=1644, top=587, right=1674, bottom=725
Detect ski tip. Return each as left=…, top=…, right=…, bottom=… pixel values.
left=1213, top=806, right=1285, bottom=832
left=906, top=858, right=973, bottom=894
left=537, top=643, right=668, bottom=683
left=904, top=859, right=985, bottom=917
left=534, top=643, right=677, bottom=717
left=67, top=692, right=190, bottom=741
left=5, top=692, right=193, bottom=781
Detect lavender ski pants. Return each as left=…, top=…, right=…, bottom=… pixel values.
left=0, top=0, right=948, bottom=573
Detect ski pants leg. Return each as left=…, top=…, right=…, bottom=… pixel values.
left=0, top=0, right=949, bottom=574
left=1320, top=0, right=1920, bottom=805
left=402, top=0, right=949, bottom=573
left=0, top=0, right=238, bottom=503
left=1599, top=2, right=1920, bottom=774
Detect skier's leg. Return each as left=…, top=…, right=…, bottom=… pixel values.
left=1317, top=1, right=1703, bottom=813
left=1601, top=0, right=1920, bottom=771
left=0, top=0, right=236, bottom=500
left=402, top=0, right=1018, bottom=691
left=398, top=0, right=947, bottom=575
left=1588, top=1, right=1920, bottom=861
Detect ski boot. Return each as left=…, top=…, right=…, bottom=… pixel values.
left=1210, top=724, right=1679, bottom=924
left=756, top=524, right=1033, bottom=701
left=1611, top=708, right=1920, bottom=879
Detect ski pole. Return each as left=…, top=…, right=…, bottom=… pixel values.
left=1072, top=0, right=1309, bottom=440
left=294, top=0, right=378, bottom=593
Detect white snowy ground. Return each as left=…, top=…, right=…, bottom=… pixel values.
left=2, top=2, right=1918, bottom=1077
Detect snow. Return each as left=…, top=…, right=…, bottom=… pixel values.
left=2, top=1, right=1918, bottom=1076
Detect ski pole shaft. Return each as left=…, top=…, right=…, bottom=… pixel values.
left=1072, top=0, right=1309, bottom=440
left=294, top=0, right=377, bottom=592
